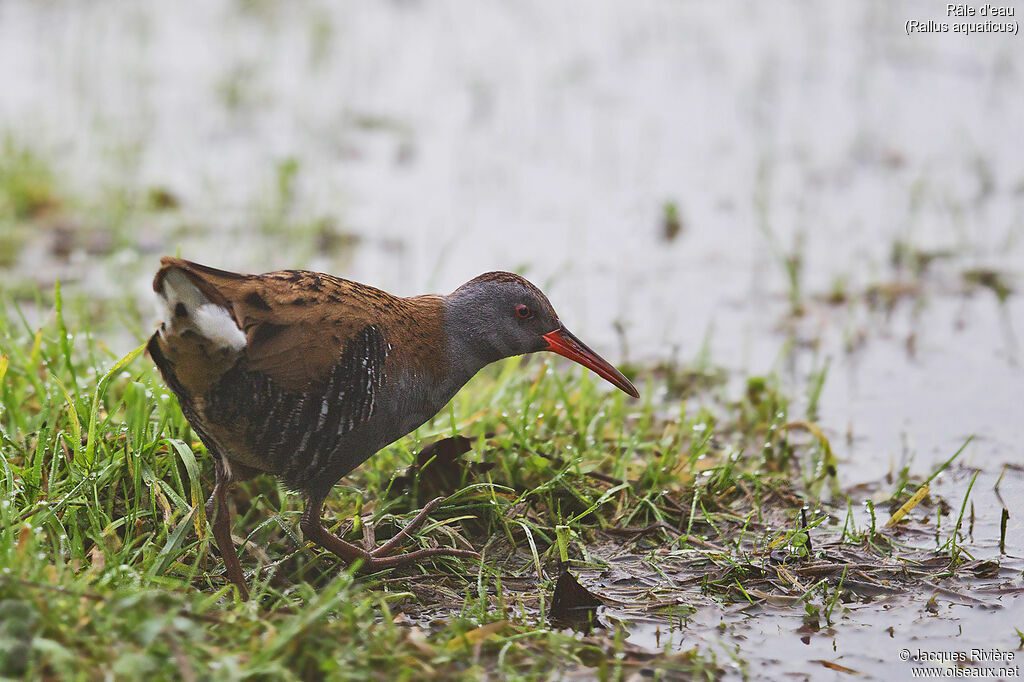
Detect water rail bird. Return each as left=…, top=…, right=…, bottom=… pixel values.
left=147, top=257, right=639, bottom=599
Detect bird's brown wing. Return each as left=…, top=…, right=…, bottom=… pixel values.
left=154, top=257, right=391, bottom=392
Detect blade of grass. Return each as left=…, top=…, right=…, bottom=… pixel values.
left=164, top=438, right=208, bottom=538
left=83, top=343, right=146, bottom=467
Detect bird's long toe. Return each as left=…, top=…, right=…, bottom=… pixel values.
left=302, top=495, right=477, bottom=573
left=361, top=546, right=481, bottom=571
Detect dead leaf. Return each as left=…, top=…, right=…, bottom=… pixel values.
left=549, top=564, right=604, bottom=629
left=405, top=627, right=436, bottom=656
left=89, top=544, right=105, bottom=571
left=401, top=436, right=495, bottom=505
left=447, top=620, right=508, bottom=649
left=812, top=659, right=861, bottom=675
left=886, top=484, right=930, bottom=527
left=16, top=524, right=32, bottom=556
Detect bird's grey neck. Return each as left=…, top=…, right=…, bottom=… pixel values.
left=442, top=293, right=516, bottom=382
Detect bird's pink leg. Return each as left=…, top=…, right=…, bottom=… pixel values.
left=300, top=496, right=479, bottom=571
left=205, top=460, right=250, bottom=600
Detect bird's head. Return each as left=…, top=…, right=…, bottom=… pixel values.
left=445, top=272, right=639, bottom=398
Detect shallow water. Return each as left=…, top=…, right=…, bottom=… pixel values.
left=1, top=1, right=1021, bottom=677
left=623, top=586, right=1024, bottom=680
left=619, top=465, right=1024, bottom=679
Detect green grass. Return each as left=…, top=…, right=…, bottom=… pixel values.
left=0, top=287, right=731, bottom=679
left=0, top=280, right=985, bottom=680
left=0, top=138, right=62, bottom=268
left=0, top=136, right=61, bottom=221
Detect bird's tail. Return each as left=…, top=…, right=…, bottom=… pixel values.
left=153, top=256, right=253, bottom=350
left=156, top=268, right=247, bottom=352
left=149, top=258, right=250, bottom=397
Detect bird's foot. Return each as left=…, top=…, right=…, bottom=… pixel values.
left=302, top=496, right=479, bottom=573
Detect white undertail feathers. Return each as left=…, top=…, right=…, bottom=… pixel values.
left=158, top=269, right=248, bottom=352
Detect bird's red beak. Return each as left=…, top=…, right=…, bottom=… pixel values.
left=542, top=324, right=640, bottom=398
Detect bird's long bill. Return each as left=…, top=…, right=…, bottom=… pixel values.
left=542, top=324, right=640, bottom=398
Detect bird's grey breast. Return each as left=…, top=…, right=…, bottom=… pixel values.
left=376, top=363, right=464, bottom=441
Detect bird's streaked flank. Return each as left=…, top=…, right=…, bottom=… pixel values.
left=148, top=257, right=638, bottom=599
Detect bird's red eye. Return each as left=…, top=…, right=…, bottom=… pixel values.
left=516, top=304, right=531, bottom=319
